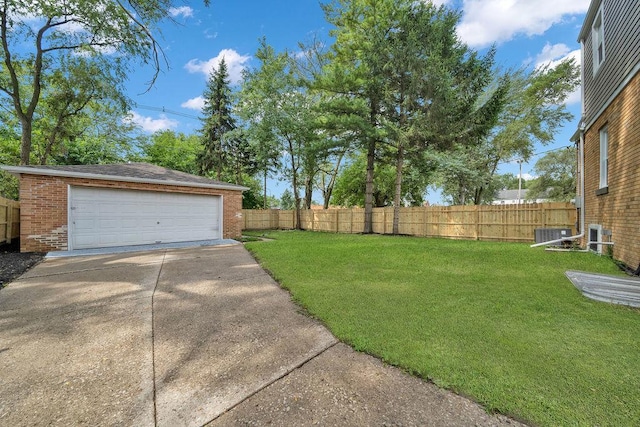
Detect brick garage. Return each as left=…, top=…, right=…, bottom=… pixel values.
left=1, top=163, right=247, bottom=253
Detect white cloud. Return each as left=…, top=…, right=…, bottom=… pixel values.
left=204, top=29, right=218, bottom=40
left=125, top=111, right=178, bottom=133
left=535, top=43, right=582, bottom=105
left=184, top=49, right=251, bottom=84
left=457, top=0, right=590, bottom=48
left=181, top=96, right=205, bottom=111
left=522, top=173, right=538, bottom=181
left=535, top=43, right=572, bottom=65
left=169, top=6, right=193, bottom=18
left=428, top=0, right=451, bottom=5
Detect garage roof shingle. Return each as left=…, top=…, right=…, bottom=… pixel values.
left=1, top=163, right=248, bottom=191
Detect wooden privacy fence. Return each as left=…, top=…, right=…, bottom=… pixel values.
left=242, top=202, right=577, bottom=243
left=0, top=197, right=19, bottom=245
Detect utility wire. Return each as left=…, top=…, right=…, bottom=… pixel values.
left=500, top=144, right=573, bottom=166
left=135, top=104, right=200, bottom=120
left=132, top=104, right=573, bottom=166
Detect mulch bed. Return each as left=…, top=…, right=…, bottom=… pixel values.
left=0, top=240, right=45, bottom=288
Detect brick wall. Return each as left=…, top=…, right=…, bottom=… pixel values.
left=19, top=174, right=244, bottom=252
left=583, top=70, right=640, bottom=269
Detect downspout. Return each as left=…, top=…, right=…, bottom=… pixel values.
left=531, top=126, right=585, bottom=247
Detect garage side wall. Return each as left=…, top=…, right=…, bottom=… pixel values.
left=19, top=174, right=244, bottom=252
left=19, top=175, right=68, bottom=252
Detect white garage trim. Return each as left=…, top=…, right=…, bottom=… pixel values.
left=68, top=186, right=222, bottom=250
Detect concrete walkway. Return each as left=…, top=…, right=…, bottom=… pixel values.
left=0, top=244, right=523, bottom=426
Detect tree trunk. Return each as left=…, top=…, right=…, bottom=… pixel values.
left=20, top=119, right=32, bottom=165
left=40, top=131, right=58, bottom=165
left=363, top=95, right=380, bottom=234
left=323, top=151, right=345, bottom=209
left=363, top=138, right=375, bottom=234
left=293, top=180, right=302, bottom=230
left=287, top=137, right=302, bottom=230
left=304, top=176, right=313, bottom=209
left=392, top=144, right=404, bottom=235
left=263, top=170, right=268, bottom=209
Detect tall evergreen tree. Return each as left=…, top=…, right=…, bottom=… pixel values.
left=381, top=2, right=506, bottom=233
left=198, top=58, right=236, bottom=180
left=320, top=0, right=505, bottom=233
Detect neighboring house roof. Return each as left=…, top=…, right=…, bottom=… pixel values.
left=495, top=189, right=529, bottom=200
left=495, top=189, right=551, bottom=202
left=1, top=163, right=249, bottom=192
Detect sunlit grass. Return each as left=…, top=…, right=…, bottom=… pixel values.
left=245, top=231, right=640, bottom=426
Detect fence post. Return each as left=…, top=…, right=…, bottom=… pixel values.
left=350, top=208, right=354, bottom=234
left=6, top=201, right=12, bottom=244
left=474, top=205, right=479, bottom=240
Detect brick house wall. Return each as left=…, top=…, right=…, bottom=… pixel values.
left=19, top=174, right=244, bottom=252
left=582, top=70, right=640, bottom=268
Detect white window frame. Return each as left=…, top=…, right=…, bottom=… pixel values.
left=599, top=125, right=608, bottom=189
left=592, top=5, right=605, bottom=75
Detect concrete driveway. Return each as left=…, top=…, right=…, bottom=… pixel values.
left=0, top=243, right=523, bottom=426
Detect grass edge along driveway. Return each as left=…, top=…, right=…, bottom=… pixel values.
left=245, top=231, right=640, bottom=426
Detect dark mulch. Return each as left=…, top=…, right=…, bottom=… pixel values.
left=0, top=240, right=45, bottom=288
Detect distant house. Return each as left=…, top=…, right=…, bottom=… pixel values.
left=574, top=0, right=640, bottom=268
left=491, top=189, right=547, bottom=205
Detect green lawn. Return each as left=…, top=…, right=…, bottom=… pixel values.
left=244, top=231, right=640, bottom=426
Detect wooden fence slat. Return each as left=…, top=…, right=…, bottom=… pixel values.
left=242, top=203, right=576, bottom=243
left=0, top=196, right=20, bottom=245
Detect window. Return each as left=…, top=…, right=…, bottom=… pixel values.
left=599, top=125, right=608, bottom=189
left=592, top=6, right=605, bottom=75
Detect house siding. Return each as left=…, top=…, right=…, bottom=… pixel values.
left=19, top=174, right=244, bottom=252
left=582, top=70, right=640, bottom=268
left=581, top=0, right=640, bottom=127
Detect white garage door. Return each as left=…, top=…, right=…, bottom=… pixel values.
left=69, top=186, right=221, bottom=250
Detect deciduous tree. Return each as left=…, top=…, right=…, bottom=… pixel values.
left=237, top=39, right=319, bottom=228
left=527, top=147, right=575, bottom=202
left=142, top=130, right=201, bottom=174
left=438, top=59, right=579, bottom=205
left=0, top=0, right=195, bottom=164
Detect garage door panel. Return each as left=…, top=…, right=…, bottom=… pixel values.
left=120, top=219, right=139, bottom=228
left=69, top=187, right=221, bottom=250
left=98, top=219, right=120, bottom=230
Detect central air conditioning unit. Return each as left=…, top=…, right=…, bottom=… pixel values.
left=534, top=228, right=573, bottom=246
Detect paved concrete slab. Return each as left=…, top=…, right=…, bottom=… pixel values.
left=153, top=244, right=337, bottom=426
left=0, top=244, right=525, bottom=427
left=211, top=342, right=519, bottom=427
left=0, top=254, right=160, bottom=426
left=46, top=239, right=239, bottom=258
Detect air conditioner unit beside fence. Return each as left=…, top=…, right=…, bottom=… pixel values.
left=534, top=228, right=573, bottom=246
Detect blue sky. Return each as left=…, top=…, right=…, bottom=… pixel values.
left=125, top=0, right=590, bottom=203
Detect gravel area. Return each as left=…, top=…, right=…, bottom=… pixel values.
left=0, top=240, right=45, bottom=288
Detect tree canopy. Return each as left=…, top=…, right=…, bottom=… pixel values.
left=527, top=147, right=576, bottom=202
left=0, top=0, right=581, bottom=223
left=0, top=0, right=195, bottom=165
